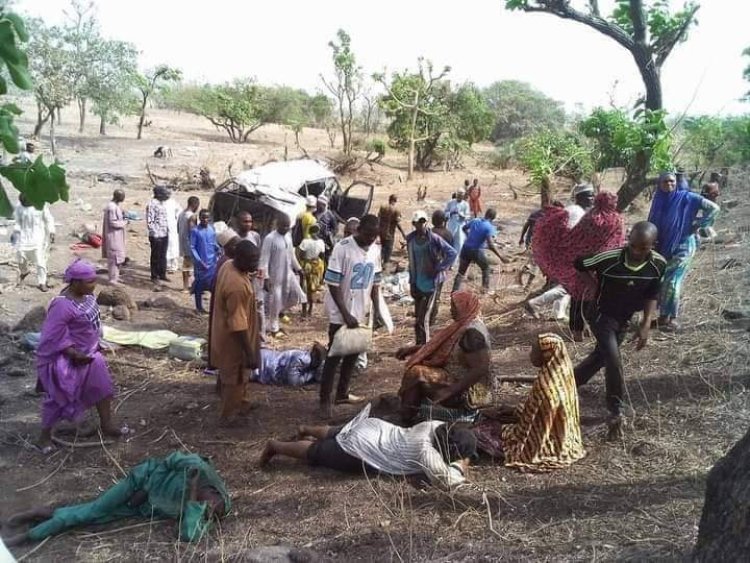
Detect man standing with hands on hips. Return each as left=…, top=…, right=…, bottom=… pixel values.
left=319, top=214, right=382, bottom=419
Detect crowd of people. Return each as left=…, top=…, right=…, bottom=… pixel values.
left=4, top=171, right=723, bottom=546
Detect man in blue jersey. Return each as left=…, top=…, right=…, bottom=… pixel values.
left=452, top=208, right=507, bottom=293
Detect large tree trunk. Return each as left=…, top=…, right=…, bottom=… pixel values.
left=541, top=176, right=552, bottom=207
left=616, top=148, right=650, bottom=211
left=33, top=105, right=51, bottom=138
left=78, top=97, right=87, bottom=133
left=137, top=97, right=147, bottom=140
left=615, top=50, right=663, bottom=210
left=633, top=50, right=663, bottom=111
left=49, top=108, right=57, bottom=157
left=99, top=113, right=107, bottom=136
left=694, top=428, right=750, bottom=561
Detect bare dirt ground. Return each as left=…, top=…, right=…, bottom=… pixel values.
left=1, top=107, right=749, bottom=562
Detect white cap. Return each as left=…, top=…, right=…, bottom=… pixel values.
left=318, top=195, right=328, bottom=205
left=573, top=184, right=594, bottom=196
left=305, top=195, right=317, bottom=207
left=412, top=210, right=429, bottom=223
left=216, top=228, right=238, bottom=247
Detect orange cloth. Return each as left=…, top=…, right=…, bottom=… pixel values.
left=468, top=186, right=482, bottom=216
left=405, top=291, right=480, bottom=369
left=502, top=333, right=585, bottom=471
left=210, top=261, right=260, bottom=419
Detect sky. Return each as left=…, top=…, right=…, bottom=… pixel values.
left=16, top=0, right=750, bottom=116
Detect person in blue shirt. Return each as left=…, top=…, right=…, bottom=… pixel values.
left=452, top=208, right=507, bottom=293
left=190, top=210, right=219, bottom=313
left=406, top=210, right=458, bottom=344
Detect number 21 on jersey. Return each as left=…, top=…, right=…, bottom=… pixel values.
left=350, top=262, right=374, bottom=290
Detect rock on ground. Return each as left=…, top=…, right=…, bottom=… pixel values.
left=139, top=296, right=178, bottom=310
left=97, top=286, right=138, bottom=310
left=111, top=304, right=132, bottom=321
left=694, top=427, right=750, bottom=560
left=13, top=305, right=47, bottom=332
left=208, top=546, right=323, bottom=563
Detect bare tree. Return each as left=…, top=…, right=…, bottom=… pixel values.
left=134, top=65, right=181, bottom=140
left=374, top=59, right=450, bottom=181
left=320, top=29, right=362, bottom=155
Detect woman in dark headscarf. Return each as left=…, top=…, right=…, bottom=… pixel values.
left=648, top=172, right=719, bottom=331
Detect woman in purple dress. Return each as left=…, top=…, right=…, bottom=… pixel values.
left=36, top=260, right=120, bottom=449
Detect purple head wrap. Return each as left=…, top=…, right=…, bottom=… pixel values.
left=64, top=259, right=97, bottom=283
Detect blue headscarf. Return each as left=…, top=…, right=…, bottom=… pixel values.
left=648, top=172, right=704, bottom=260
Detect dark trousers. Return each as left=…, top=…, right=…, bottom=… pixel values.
left=148, top=236, right=168, bottom=281
left=413, top=289, right=438, bottom=345
left=319, top=324, right=359, bottom=405
left=453, top=247, right=490, bottom=292
left=574, top=313, right=628, bottom=416
left=381, top=239, right=394, bottom=264
left=569, top=299, right=591, bottom=333
left=429, top=281, right=444, bottom=326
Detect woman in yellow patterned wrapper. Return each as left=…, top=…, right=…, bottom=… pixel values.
left=500, top=333, right=585, bottom=471
left=298, top=224, right=326, bottom=318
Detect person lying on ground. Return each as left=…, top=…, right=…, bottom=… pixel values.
left=251, top=343, right=327, bottom=386
left=259, top=403, right=477, bottom=490
left=396, top=291, right=492, bottom=424
left=35, top=259, right=122, bottom=452
left=474, top=333, right=586, bottom=470
left=3, top=452, right=229, bottom=546
left=573, top=221, right=665, bottom=439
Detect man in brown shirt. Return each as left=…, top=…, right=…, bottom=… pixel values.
left=210, top=240, right=261, bottom=426
left=377, top=194, right=406, bottom=265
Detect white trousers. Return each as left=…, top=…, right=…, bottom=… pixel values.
left=17, top=248, right=47, bottom=285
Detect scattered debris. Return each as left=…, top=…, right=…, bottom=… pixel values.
left=139, top=296, right=178, bottom=310
left=153, top=145, right=173, bottom=159
left=720, top=258, right=743, bottom=270
left=96, top=172, right=128, bottom=184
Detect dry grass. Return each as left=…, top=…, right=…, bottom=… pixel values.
left=1, top=112, right=749, bottom=561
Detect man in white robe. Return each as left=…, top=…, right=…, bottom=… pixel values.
left=13, top=194, right=55, bottom=291
left=259, top=215, right=306, bottom=336
left=163, top=191, right=182, bottom=273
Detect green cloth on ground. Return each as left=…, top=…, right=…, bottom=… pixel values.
left=28, top=452, right=230, bottom=542
left=102, top=326, right=179, bottom=349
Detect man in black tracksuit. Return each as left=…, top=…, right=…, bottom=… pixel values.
left=573, top=221, right=666, bottom=438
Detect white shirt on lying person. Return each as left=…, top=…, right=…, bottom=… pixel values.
left=335, top=404, right=467, bottom=489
